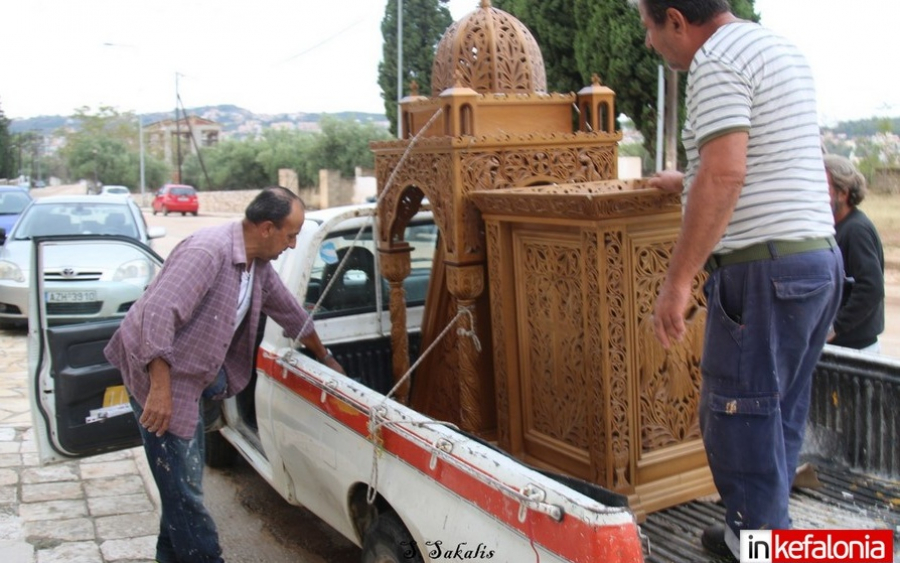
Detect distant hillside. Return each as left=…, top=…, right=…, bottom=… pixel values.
left=9, top=104, right=389, bottom=139
left=826, top=116, right=900, bottom=137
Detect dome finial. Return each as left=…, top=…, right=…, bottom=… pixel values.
left=431, top=0, right=546, bottom=94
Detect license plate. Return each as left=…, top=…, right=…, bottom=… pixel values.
left=45, top=291, right=97, bottom=303
left=178, top=196, right=188, bottom=201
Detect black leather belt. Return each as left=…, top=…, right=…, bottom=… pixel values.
left=705, top=236, right=836, bottom=273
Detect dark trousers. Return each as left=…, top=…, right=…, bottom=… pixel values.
left=699, top=247, right=842, bottom=539
left=130, top=369, right=227, bottom=563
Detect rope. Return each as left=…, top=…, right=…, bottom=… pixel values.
left=382, top=305, right=478, bottom=403
left=366, top=305, right=480, bottom=504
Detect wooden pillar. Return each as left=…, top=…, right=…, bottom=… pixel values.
left=446, top=263, right=487, bottom=432
left=380, top=244, right=413, bottom=403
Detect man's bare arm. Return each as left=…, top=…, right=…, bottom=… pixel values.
left=653, top=131, right=748, bottom=348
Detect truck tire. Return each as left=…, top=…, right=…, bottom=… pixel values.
left=361, top=511, right=423, bottom=563
left=204, top=429, right=237, bottom=468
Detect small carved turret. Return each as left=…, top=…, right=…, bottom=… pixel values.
left=577, top=73, right=617, bottom=134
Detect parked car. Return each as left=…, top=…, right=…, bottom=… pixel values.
left=0, top=186, right=33, bottom=235
left=99, top=185, right=131, bottom=196
left=152, top=184, right=199, bottom=216
left=0, top=195, right=166, bottom=327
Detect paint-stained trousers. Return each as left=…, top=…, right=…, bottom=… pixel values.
left=131, top=370, right=227, bottom=563
left=699, top=246, right=842, bottom=554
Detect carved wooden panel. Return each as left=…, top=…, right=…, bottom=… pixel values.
left=475, top=182, right=716, bottom=519
left=633, top=237, right=706, bottom=453
left=514, top=230, right=592, bottom=477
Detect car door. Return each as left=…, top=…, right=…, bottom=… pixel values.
left=28, top=234, right=163, bottom=464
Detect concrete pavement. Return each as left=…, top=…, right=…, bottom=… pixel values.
left=0, top=329, right=161, bottom=563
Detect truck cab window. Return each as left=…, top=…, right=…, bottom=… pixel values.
left=305, top=220, right=438, bottom=318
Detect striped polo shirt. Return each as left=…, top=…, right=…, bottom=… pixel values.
left=682, top=22, right=834, bottom=254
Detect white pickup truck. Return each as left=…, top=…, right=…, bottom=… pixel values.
left=27, top=204, right=648, bottom=562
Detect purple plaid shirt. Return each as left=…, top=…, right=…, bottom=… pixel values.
left=104, top=221, right=315, bottom=439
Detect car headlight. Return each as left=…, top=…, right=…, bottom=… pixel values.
left=113, top=258, right=153, bottom=286
left=0, top=260, right=25, bottom=283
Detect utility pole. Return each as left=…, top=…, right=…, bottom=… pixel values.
left=139, top=116, right=146, bottom=205
left=665, top=68, right=679, bottom=171
left=175, top=72, right=183, bottom=184
left=396, top=0, right=403, bottom=137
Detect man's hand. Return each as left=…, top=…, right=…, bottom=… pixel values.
left=142, top=358, right=173, bottom=437
left=141, top=382, right=173, bottom=437
left=647, top=170, right=685, bottom=194
left=653, top=278, right=692, bottom=349
left=321, top=355, right=346, bottom=375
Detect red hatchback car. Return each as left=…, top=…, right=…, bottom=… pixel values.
left=152, top=184, right=199, bottom=216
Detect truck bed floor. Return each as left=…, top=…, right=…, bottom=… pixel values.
left=640, top=460, right=900, bottom=562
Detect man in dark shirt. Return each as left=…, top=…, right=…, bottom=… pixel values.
left=825, top=154, right=885, bottom=352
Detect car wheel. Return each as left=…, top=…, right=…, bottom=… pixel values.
left=152, top=208, right=158, bottom=216
left=192, top=211, right=198, bottom=216
left=204, top=429, right=238, bottom=468
left=181, top=212, right=186, bottom=216
left=163, top=206, right=169, bottom=216
left=361, top=511, right=423, bottom=563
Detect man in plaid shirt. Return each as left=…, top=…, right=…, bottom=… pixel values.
left=105, top=186, right=342, bottom=563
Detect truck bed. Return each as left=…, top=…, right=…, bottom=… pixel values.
left=337, top=335, right=900, bottom=562
left=641, top=460, right=900, bottom=562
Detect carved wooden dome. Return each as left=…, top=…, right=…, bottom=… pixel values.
left=431, top=0, right=547, bottom=95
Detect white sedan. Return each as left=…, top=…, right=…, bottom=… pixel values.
left=0, top=195, right=165, bottom=327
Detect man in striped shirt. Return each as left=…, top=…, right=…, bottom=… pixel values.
left=634, top=0, right=843, bottom=560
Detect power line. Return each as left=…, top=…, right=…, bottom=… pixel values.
left=279, top=16, right=371, bottom=65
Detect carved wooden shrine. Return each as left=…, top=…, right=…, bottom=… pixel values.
left=370, top=0, right=716, bottom=519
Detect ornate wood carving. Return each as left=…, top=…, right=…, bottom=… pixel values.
left=446, top=264, right=485, bottom=301
left=520, top=235, right=590, bottom=446
left=474, top=181, right=716, bottom=518
left=634, top=241, right=706, bottom=452
left=372, top=0, right=716, bottom=521
left=602, top=229, right=634, bottom=492
left=485, top=221, right=511, bottom=449
left=432, top=1, right=547, bottom=95
left=583, top=231, right=608, bottom=486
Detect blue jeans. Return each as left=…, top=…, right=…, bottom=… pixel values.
left=131, top=369, right=227, bottom=563
left=700, top=247, right=842, bottom=539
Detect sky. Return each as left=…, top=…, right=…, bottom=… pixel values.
left=2, top=0, right=898, bottom=126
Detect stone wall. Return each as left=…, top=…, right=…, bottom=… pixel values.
left=190, top=167, right=375, bottom=214
left=195, top=190, right=259, bottom=214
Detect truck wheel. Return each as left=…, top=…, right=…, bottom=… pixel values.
left=204, top=429, right=237, bottom=468
left=361, top=511, right=423, bottom=563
